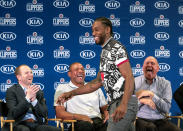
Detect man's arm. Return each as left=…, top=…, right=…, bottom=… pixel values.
left=112, top=61, right=134, bottom=122
left=57, top=72, right=103, bottom=104
left=100, top=105, right=109, bottom=123
left=55, top=106, right=93, bottom=123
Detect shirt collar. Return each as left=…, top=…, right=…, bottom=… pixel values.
left=101, top=36, right=113, bottom=48
left=143, top=75, right=157, bottom=84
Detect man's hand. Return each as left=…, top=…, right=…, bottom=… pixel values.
left=111, top=104, right=127, bottom=123
left=56, top=91, right=73, bottom=105
left=139, top=98, right=156, bottom=110
left=26, top=85, right=40, bottom=101
left=136, top=90, right=154, bottom=99
left=103, top=111, right=109, bottom=123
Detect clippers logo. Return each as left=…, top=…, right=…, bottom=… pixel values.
left=53, top=14, right=69, bottom=26
left=178, top=6, right=183, bottom=14
left=130, top=50, right=146, bottom=58
left=0, top=0, right=16, bottom=8
left=79, top=1, right=95, bottom=13
left=159, top=63, right=170, bottom=72
left=53, top=0, right=69, bottom=8
left=132, top=64, right=143, bottom=77
left=154, top=1, right=169, bottom=10
left=26, top=0, right=43, bottom=12
left=130, top=32, right=145, bottom=45
left=0, top=65, right=16, bottom=74
left=130, top=18, right=145, bottom=27
left=0, top=32, right=16, bottom=41
left=53, top=46, right=70, bottom=59
left=27, top=50, right=44, bottom=59
left=54, top=78, right=69, bottom=90
left=113, top=32, right=120, bottom=40
left=32, top=83, right=44, bottom=90
left=32, top=64, right=44, bottom=77
left=80, top=50, right=96, bottom=59
left=180, top=67, right=183, bottom=76
left=0, top=79, right=15, bottom=92
left=0, top=13, right=16, bottom=26
left=85, top=64, right=96, bottom=77
left=129, top=1, right=145, bottom=13
left=0, top=46, right=17, bottom=59
left=178, top=20, right=183, bottom=28
left=79, top=18, right=94, bottom=27
left=105, top=0, right=120, bottom=9
left=155, top=46, right=170, bottom=58
left=27, top=32, right=43, bottom=45
left=27, top=17, right=43, bottom=26
left=154, top=15, right=169, bottom=27
left=179, top=51, right=183, bottom=58
left=79, top=32, right=95, bottom=45
left=154, top=32, right=169, bottom=41
left=53, top=31, right=69, bottom=40
left=109, top=14, right=120, bottom=27
left=54, top=64, right=69, bottom=73
left=179, top=36, right=183, bottom=45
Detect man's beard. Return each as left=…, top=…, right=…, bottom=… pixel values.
left=95, top=35, right=106, bottom=45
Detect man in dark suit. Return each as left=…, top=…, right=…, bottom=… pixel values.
left=2, top=64, right=60, bottom=131
left=174, top=83, right=183, bottom=114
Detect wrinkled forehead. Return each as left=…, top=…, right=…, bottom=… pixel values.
left=71, top=63, right=84, bottom=70
left=144, top=57, right=158, bottom=65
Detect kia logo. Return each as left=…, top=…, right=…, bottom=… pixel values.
left=154, top=1, right=169, bottom=10
left=27, top=50, right=44, bottom=59
left=54, top=64, right=69, bottom=73
left=53, top=0, right=69, bottom=8
left=27, top=17, right=43, bottom=26
left=79, top=18, right=94, bottom=27
left=80, top=50, right=96, bottom=59
left=130, top=18, right=145, bottom=27
left=154, top=32, right=169, bottom=41
left=53, top=31, right=69, bottom=40
left=130, top=50, right=146, bottom=58
left=0, top=32, right=16, bottom=41
left=0, top=65, right=16, bottom=74
left=0, top=0, right=16, bottom=8
left=179, top=51, right=183, bottom=58
left=105, top=0, right=120, bottom=9
left=159, top=63, right=170, bottom=72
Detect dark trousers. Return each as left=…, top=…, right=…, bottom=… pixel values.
left=136, top=117, right=182, bottom=131
left=68, top=117, right=107, bottom=131
left=2, top=121, right=60, bottom=131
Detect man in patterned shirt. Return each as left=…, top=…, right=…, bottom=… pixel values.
left=57, top=17, right=138, bottom=131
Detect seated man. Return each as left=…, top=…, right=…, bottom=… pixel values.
left=135, top=56, right=181, bottom=131
left=173, top=83, right=183, bottom=114
left=54, top=62, right=108, bottom=131
left=3, top=64, right=60, bottom=131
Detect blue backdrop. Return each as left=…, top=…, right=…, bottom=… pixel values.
left=0, top=0, right=183, bottom=126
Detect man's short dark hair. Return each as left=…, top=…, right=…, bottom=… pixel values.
left=95, top=17, right=113, bottom=36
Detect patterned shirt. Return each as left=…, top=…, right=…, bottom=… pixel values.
left=135, top=75, right=172, bottom=120
left=100, top=37, right=129, bottom=103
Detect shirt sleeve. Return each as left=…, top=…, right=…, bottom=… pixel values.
left=54, top=84, right=66, bottom=106
left=152, top=78, right=172, bottom=114
left=114, top=43, right=129, bottom=66
left=98, top=88, right=107, bottom=107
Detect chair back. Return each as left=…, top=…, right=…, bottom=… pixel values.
left=0, top=100, right=8, bottom=117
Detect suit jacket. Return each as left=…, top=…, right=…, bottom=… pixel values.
left=5, top=84, right=48, bottom=125
left=173, top=84, right=183, bottom=114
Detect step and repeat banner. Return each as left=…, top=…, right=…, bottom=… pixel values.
left=0, top=0, right=183, bottom=119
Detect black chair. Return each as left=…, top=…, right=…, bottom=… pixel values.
left=0, top=100, right=14, bottom=131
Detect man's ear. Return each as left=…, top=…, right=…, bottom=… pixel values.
left=16, top=75, right=21, bottom=81
left=68, top=71, right=71, bottom=77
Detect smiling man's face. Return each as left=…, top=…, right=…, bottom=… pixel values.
left=143, top=56, right=159, bottom=81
